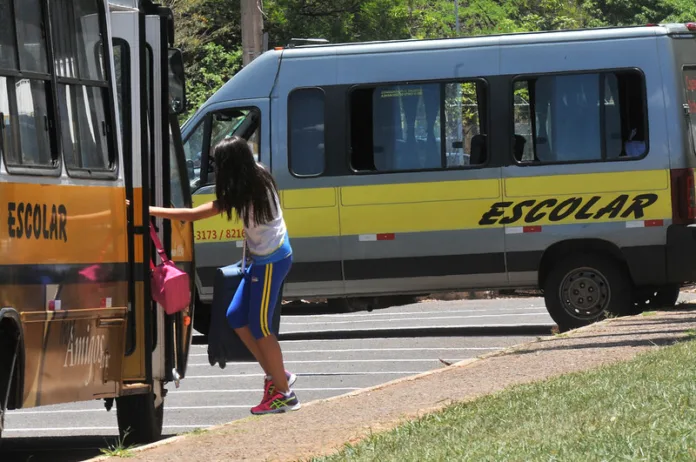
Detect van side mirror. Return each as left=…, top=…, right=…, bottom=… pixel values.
left=168, top=48, right=186, bottom=115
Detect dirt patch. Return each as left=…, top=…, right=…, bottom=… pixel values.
left=90, top=306, right=696, bottom=462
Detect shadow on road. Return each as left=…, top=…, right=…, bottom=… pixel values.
left=191, top=323, right=556, bottom=345
left=0, top=434, right=176, bottom=462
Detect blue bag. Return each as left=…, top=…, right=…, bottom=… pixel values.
left=206, top=242, right=284, bottom=369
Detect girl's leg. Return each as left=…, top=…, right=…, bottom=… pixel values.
left=257, top=335, right=288, bottom=392
left=248, top=256, right=296, bottom=411
left=226, top=271, right=270, bottom=373
left=233, top=326, right=270, bottom=374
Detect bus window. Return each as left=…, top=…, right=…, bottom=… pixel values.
left=349, top=79, right=487, bottom=172
left=685, top=68, right=696, bottom=154
left=289, top=88, right=325, bottom=176
left=15, top=0, right=48, bottom=74
left=51, top=0, right=114, bottom=174
left=514, top=69, right=648, bottom=164
left=0, top=1, right=16, bottom=70
left=111, top=40, right=129, bottom=145
left=0, top=0, right=54, bottom=169
left=183, top=118, right=205, bottom=188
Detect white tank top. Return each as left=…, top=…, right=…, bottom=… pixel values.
left=244, top=183, right=287, bottom=257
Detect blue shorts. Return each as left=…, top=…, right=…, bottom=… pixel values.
left=226, top=235, right=292, bottom=339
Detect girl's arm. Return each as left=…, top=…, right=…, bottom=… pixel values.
left=149, top=201, right=220, bottom=222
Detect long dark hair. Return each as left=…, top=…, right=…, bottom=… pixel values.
left=213, top=136, right=279, bottom=227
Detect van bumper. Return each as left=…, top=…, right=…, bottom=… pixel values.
left=666, top=224, right=696, bottom=283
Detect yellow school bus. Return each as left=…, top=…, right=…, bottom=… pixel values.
left=0, top=0, right=195, bottom=444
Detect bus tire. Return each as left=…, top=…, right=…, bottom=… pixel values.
left=193, top=296, right=211, bottom=337
left=543, top=253, right=632, bottom=332
left=116, top=392, right=163, bottom=446
left=632, top=284, right=680, bottom=312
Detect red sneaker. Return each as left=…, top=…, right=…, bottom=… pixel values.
left=261, top=370, right=297, bottom=404
left=251, top=391, right=301, bottom=415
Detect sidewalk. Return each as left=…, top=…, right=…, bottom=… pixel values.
left=93, top=306, right=696, bottom=462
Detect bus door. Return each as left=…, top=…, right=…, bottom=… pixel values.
left=145, top=12, right=194, bottom=383
left=182, top=100, right=268, bottom=334
left=110, top=8, right=152, bottom=386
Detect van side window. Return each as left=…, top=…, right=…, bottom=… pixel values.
left=513, top=70, right=648, bottom=164
left=0, top=0, right=55, bottom=170
left=684, top=68, right=696, bottom=155
left=350, top=80, right=487, bottom=172
left=288, top=88, right=325, bottom=176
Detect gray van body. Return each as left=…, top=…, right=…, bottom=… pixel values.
left=182, top=23, right=696, bottom=331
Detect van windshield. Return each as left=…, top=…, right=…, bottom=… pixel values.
left=685, top=68, right=696, bottom=154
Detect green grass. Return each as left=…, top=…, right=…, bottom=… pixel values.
left=100, top=428, right=135, bottom=458
left=312, top=337, right=696, bottom=462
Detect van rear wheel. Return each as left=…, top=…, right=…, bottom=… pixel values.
left=543, top=253, right=632, bottom=332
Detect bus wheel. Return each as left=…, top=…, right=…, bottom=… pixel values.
left=116, top=392, right=163, bottom=446
left=543, top=253, right=631, bottom=332
left=632, top=284, right=680, bottom=312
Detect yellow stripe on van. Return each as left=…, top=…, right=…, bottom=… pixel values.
left=192, top=169, right=673, bottom=243
left=504, top=169, right=669, bottom=197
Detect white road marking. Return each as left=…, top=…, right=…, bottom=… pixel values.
left=168, top=387, right=360, bottom=394
left=189, top=347, right=501, bottom=356
left=188, top=358, right=462, bottom=367
left=280, top=312, right=549, bottom=326
left=3, top=425, right=211, bottom=432
left=10, top=405, right=254, bottom=415
left=278, top=306, right=544, bottom=319
left=186, top=371, right=425, bottom=379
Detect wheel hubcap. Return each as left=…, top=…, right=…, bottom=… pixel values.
left=559, top=268, right=610, bottom=320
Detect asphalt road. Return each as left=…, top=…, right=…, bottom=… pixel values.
left=0, top=297, right=555, bottom=462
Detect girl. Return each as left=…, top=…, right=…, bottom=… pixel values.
left=148, top=136, right=300, bottom=415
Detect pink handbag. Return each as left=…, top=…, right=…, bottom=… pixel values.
left=150, top=223, right=191, bottom=315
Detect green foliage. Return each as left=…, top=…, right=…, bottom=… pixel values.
left=165, top=0, right=696, bottom=120
left=184, top=42, right=242, bottom=120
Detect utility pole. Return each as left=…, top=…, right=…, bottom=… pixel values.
left=241, top=0, right=264, bottom=65
left=454, top=0, right=460, bottom=35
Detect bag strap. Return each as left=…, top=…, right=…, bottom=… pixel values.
left=241, top=236, right=247, bottom=271
left=149, top=223, right=169, bottom=270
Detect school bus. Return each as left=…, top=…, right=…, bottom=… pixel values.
left=0, top=0, right=194, bottom=444
left=182, top=22, right=696, bottom=334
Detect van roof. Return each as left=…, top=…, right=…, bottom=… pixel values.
left=279, top=23, right=693, bottom=57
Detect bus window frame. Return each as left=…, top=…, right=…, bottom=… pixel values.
left=287, top=86, right=327, bottom=178
left=54, top=0, right=120, bottom=181
left=110, top=36, right=138, bottom=356
left=344, top=76, right=491, bottom=176
left=509, top=66, right=651, bottom=167
left=0, top=0, right=61, bottom=177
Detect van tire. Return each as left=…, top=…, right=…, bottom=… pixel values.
left=632, top=284, right=680, bottom=312
left=543, top=253, right=632, bottom=332
left=116, top=392, right=163, bottom=446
